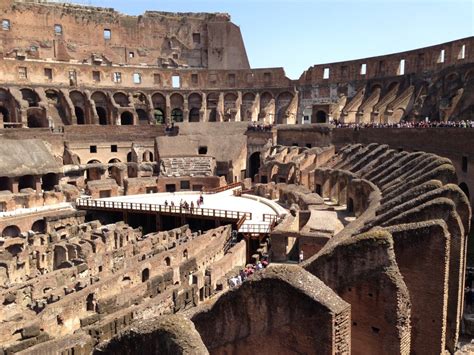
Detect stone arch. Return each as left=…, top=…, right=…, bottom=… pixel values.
left=45, top=89, right=69, bottom=125
left=75, top=106, right=85, bottom=125
left=248, top=152, right=261, bottom=181
left=126, top=152, right=132, bottom=163
left=314, top=110, right=327, bottom=123
left=31, top=220, right=46, bottom=233
left=207, top=93, right=219, bottom=122
left=223, top=93, right=238, bottom=122
left=113, top=92, right=130, bottom=107
left=170, top=93, right=184, bottom=110
left=188, top=93, right=202, bottom=109
left=152, top=93, right=166, bottom=122
left=120, top=111, right=134, bottom=125
left=19, top=175, right=35, bottom=190
left=276, top=91, right=294, bottom=124
left=242, top=92, right=256, bottom=121
left=20, top=88, right=40, bottom=107
left=91, top=91, right=109, bottom=125
left=2, top=225, right=21, bottom=237
left=109, top=158, right=121, bottom=164
left=142, top=268, right=150, bottom=282
left=86, top=293, right=95, bottom=311
left=164, top=256, right=171, bottom=266
left=370, top=83, right=383, bottom=94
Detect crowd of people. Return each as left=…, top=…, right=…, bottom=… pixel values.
left=247, top=122, right=274, bottom=131
left=228, top=257, right=269, bottom=288
left=163, top=194, right=204, bottom=213
left=330, top=119, right=474, bottom=129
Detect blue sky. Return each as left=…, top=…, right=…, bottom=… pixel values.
left=88, top=0, right=473, bottom=79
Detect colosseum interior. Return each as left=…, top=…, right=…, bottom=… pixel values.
left=0, top=0, right=472, bottom=353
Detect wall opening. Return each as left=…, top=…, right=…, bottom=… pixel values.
left=172, top=75, right=181, bottom=88
left=189, top=108, right=200, bottom=122
left=19, top=175, right=35, bottom=190
left=75, top=107, right=85, bottom=124
left=459, top=182, right=470, bottom=200
left=96, top=107, right=107, bottom=125
left=2, top=225, right=20, bottom=237
left=323, top=68, right=330, bottom=79
left=360, top=63, right=367, bottom=75
left=142, top=268, right=150, bottom=282
left=462, top=156, right=468, bottom=172
left=249, top=152, right=261, bottom=182
left=171, top=108, right=183, bottom=122
left=120, top=111, right=133, bottom=125
left=347, top=198, right=354, bottom=213
left=398, top=59, right=405, bottom=75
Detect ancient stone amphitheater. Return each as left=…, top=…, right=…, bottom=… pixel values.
left=0, top=0, right=472, bottom=353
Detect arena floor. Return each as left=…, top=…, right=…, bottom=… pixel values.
left=97, top=188, right=287, bottom=227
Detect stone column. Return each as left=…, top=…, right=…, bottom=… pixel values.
left=165, top=94, right=171, bottom=124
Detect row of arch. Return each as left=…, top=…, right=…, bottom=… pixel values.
left=1, top=219, right=46, bottom=238
left=0, top=87, right=296, bottom=127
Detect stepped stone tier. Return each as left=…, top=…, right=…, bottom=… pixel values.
left=0, top=0, right=472, bottom=353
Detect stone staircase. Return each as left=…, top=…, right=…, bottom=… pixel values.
left=160, top=156, right=215, bottom=177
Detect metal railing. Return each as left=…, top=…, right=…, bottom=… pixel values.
left=239, top=224, right=272, bottom=234
left=204, top=182, right=243, bottom=195
left=76, top=198, right=251, bottom=220
left=263, top=214, right=279, bottom=223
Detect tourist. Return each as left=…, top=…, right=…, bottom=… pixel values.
left=299, top=250, right=304, bottom=263
left=164, top=200, right=168, bottom=207
left=190, top=201, right=194, bottom=213
left=200, top=194, right=204, bottom=205
left=170, top=201, right=175, bottom=208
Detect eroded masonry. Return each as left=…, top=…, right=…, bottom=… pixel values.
left=0, top=0, right=473, bottom=353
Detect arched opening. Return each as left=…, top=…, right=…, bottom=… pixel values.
left=19, top=175, right=36, bottom=190
left=27, top=112, right=48, bottom=128
left=224, top=93, right=238, bottom=122
left=120, top=111, right=134, bottom=125
left=189, top=108, right=200, bottom=122
left=75, top=107, right=85, bottom=125
left=21, top=89, right=40, bottom=107
left=142, top=151, right=154, bottom=162
left=249, top=152, right=261, bottom=182
left=86, top=293, right=95, bottom=312
left=41, top=173, right=58, bottom=191
left=459, top=182, right=470, bottom=200
left=164, top=257, right=171, bottom=266
left=113, top=92, right=130, bottom=107
left=109, top=158, right=121, bottom=164
left=183, top=249, right=188, bottom=259
left=171, top=108, right=183, bottom=123
left=315, top=110, right=327, bottom=123
left=154, top=109, right=164, bottom=124
left=208, top=108, right=217, bottom=122
left=347, top=198, right=354, bottom=213
left=142, top=268, right=150, bottom=282
left=2, top=225, right=21, bottom=237
left=242, top=93, right=256, bottom=121
left=136, top=109, right=148, bottom=124
left=31, top=220, right=46, bottom=234
left=126, top=152, right=133, bottom=163
left=96, top=107, right=107, bottom=125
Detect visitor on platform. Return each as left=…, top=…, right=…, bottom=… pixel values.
left=299, top=250, right=304, bottom=263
